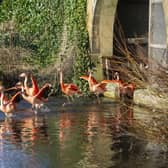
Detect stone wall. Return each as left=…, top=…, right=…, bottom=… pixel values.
left=163, top=0, right=168, bottom=45
left=87, top=0, right=118, bottom=55
left=87, top=0, right=168, bottom=79
left=99, top=0, right=118, bottom=57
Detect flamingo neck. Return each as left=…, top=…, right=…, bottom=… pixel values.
left=88, top=72, right=93, bottom=89
left=60, top=72, right=66, bottom=92
left=0, top=91, right=4, bottom=106
left=24, top=75, right=28, bottom=88
left=31, top=75, right=39, bottom=94
left=20, top=85, right=25, bottom=93
left=60, top=71, right=63, bottom=84
left=60, top=82, right=65, bottom=92
left=20, top=86, right=28, bottom=101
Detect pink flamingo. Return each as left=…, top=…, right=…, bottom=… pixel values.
left=16, top=82, right=51, bottom=113
left=60, top=71, right=82, bottom=104
left=80, top=72, right=107, bottom=103
left=0, top=85, right=21, bottom=117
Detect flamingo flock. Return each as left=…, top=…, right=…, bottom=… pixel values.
left=0, top=71, right=135, bottom=117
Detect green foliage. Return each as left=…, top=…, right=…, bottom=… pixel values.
left=0, top=0, right=64, bottom=67
left=0, top=0, right=13, bottom=22
left=64, top=0, right=92, bottom=94
left=0, top=0, right=92, bottom=94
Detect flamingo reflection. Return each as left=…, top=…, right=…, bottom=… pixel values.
left=0, top=116, right=48, bottom=148
left=59, top=112, right=73, bottom=143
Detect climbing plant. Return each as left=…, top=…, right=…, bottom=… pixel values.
left=0, top=0, right=64, bottom=67
left=18, top=0, right=64, bottom=67
left=0, top=0, right=92, bottom=93
left=64, top=0, right=93, bottom=94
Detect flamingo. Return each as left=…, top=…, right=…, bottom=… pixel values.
left=101, top=72, right=135, bottom=99
left=59, top=71, right=82, bottom=104
left=101, top=80, right=135, bottom=99
left=0, top=91, right=8, bottom=104
left=101, top=71, right=124, bottom=88
left=19, top=73, right=48, bottom=102
left=80, top=72, right=107, bottom=103
left=120, top=83, right=136, bottom=99
left=19, top=73, right=37, bottom=96
left=16, top=82, right=51, bottom=114
left=0, top=85, right=21, bottom=117
left=0, top=86, right=20, bottom=104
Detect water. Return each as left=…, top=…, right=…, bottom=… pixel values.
left=0, top=97, right=168, bottom=168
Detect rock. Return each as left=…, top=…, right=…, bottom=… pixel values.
left=133, top=89, right=168, bottom=109
left=104, top=83, right=120, bottom=99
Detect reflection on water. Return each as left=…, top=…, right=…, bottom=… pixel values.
left=0, top=98, right=168, bottom=168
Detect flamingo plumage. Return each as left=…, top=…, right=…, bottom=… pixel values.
left=0, top=92, right=8, bottom=104
left=80, top=72, right=107, bottom=103
left=16, top=82, right=51, bottom=113
left=101, top=72, right=136, bottom=99
left=120, top=83, right=136, bottom=98
left=19, top=73, right=37, bottom=96
left=0, top=86, right=21, bottom=117
left=19, top=73, right=48, bottom=102
left=60, top=71, right=82, bottom=104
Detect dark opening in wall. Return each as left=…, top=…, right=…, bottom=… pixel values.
left=114, top=0, right=149, bottom=52
left=112, top=0, right=149, bottom=80
left=115, top=0, right=149, bottom=38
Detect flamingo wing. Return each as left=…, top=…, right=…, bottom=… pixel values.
left=80, top=76, right=89, bottom=81
left=10, top=91, right=21, bottom=103
left=67, top=84, right=79, bottom=91
left=80, top=76, right=98, bottom=84
left=0, top=93, right=9, bottom=105
left=101, top=79, right=123, bottom=87
left=96, top=83, right=107, bottom=91
left=35, top=83, right=51, bottom=99
left=31, top=75, right=39, bottom=94
left=123, top=83, right=136, bottom=91
left=101, top=79, right=120, bottom=84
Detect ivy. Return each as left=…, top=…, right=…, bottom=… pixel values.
left=0, top=0, right=64, bottom=67
left=0, top=0, right=92, bottom=94
left=64, top=0, right=93, bottom=94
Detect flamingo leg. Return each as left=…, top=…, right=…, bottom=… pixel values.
left=70, top=95, right=74, bottom=102
left=67, top=96, right=71, bottom=103
left=96, top=94, right=101, bottom=104
left=62, top=96, right=71, bottom=106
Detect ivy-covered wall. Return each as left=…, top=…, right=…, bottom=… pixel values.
left=0, top=0, right=92, bottom=91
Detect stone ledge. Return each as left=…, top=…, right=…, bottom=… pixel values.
left=133, top=89, right=168, bottom=110
left=104, top=83, right=168, bottom=110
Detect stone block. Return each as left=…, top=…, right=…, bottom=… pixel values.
left=133, top=89, right=168, bottom=109
left=104, top=83, right=120, bottom=99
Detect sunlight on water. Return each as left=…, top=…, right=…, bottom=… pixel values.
left=0, top=98, right=168, bottom=168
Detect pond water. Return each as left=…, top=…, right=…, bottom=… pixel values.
left=0, top=97, right=168, bottom=168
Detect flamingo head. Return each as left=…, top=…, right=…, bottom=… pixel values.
left=45, top=83, right=52, bottom=88
left=15, top=82, right=23, bottom=89
left=19, top=72, right=27, bottom=78
left=113, top=72, right=120, bottom=80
